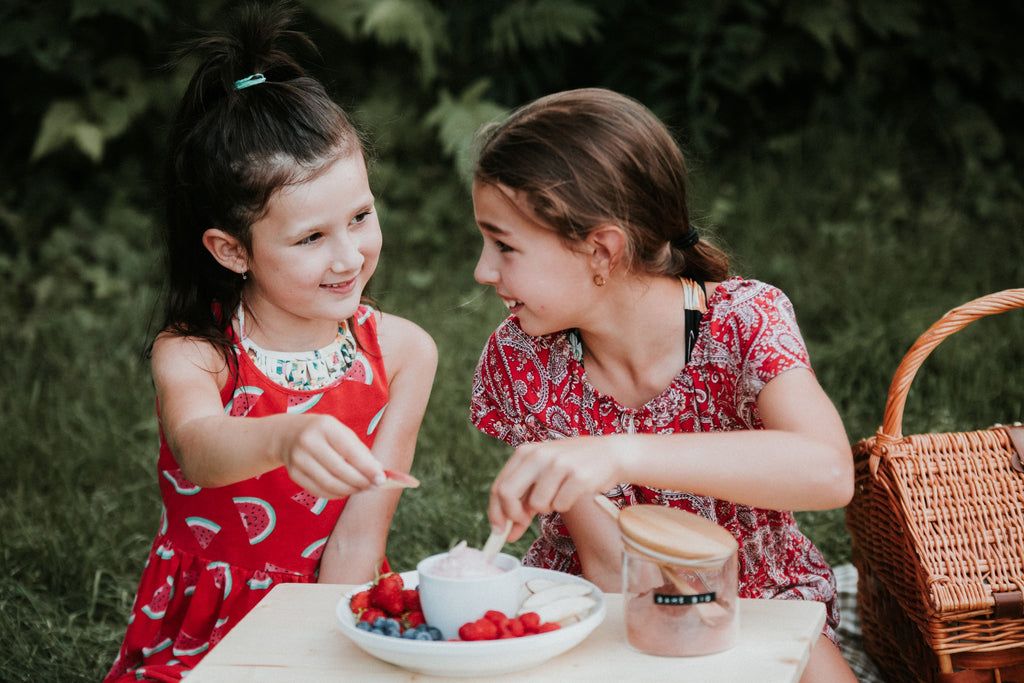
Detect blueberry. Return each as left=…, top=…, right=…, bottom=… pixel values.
left=377, top=618, right=401, bottom=637
left=425, top=626, right=442, bottom=640
left=355, top=621, right=373, bottom=632
left=411, top=630, right=434, bottom=640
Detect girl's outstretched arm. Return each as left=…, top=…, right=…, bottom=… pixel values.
left=318, top=313, right=437, bottom=584
left=152, top=332, right=387, bottom=498
left=489, top=367, right=853, bottom=549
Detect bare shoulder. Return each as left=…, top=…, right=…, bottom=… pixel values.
left=151, top=331, right=231, bottom=390
left=373, top=311, right=437, bottom=378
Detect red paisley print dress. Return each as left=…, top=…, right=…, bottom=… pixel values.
left=470, top=278, right=841, bottom=642
left=105, top=305, right=389, bottom=681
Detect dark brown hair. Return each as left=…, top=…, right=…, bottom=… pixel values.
left=158, top=1, right=362, bottom=361
left=474, top=88, right=729, bottom=281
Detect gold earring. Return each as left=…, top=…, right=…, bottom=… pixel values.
left=593, top=274, right=606, bottom=287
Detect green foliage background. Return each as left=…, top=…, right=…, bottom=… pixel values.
left=1, top=0, right=1022, bottom=679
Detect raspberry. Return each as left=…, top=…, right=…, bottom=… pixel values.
left=458, top=621, right=485, bottom=641
left=506, top=617, right=526, bottom=637
left=483, top=610, right=507, bottom=624
left=519, top=612, right=541, bottom=633
left=474, top=617, right=500, bottom=640
left=459, top=617, right=500, bottom=641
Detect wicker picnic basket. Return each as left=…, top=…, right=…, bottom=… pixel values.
left=846, top=288, right=1024, bottom=683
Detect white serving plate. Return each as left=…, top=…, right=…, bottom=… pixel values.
left=335, top=567, right=606, bottom=677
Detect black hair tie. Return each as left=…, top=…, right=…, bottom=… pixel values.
left=672, top=225, right=700, bottom=250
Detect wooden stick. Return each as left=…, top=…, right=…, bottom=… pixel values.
left=481, top=519, right=513, bottom=562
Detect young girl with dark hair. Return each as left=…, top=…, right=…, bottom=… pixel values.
left=470, top=88, right=857, bottom=682
left=105, top=4, right=435, bottom=680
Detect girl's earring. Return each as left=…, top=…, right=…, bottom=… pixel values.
left=242, top=271, right=248, bottom=281
left=593, top=273, right=606, bottom=287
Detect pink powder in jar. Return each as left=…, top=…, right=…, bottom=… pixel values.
left=624, top=581, right=738, bottom=656
left=621, top=541, right=739, bottom=656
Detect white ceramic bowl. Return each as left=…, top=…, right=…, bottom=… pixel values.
left=335, top=568, right=606, bottom=677
left=416, top=550, right=521, bottom=640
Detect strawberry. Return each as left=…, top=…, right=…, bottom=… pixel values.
left=400, top=589, right=421, bottom=612
left=368, top=571, right=405, bottom=616
left=403, top=610, right=426, bottom=629
left=358, top=607, right=386, bottom=623
left=349, top=589, right=371, bottom=614
left=538, top=622, right=561, bottom=633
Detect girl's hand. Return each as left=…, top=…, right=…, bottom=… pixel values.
left=278, top=413, right=386, bottom=499
left=488, top=436, right=627, bottom=541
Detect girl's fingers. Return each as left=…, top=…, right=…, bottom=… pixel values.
left=285, top=423, right=381, bottom=498
left=521, top=467, right=565, bottom=515
left=320, top=423, right=385, bottom=488
left=289, top=457, right=349, bottom=499
left=490, top=446, right=564, bottom=538
left=316, top=449, right=375, bottom=495
left=549, top=477, right=587, bottom=514
left=489, top=463, right=536, bottom=539
left=506, top=443, right=575, bottom=514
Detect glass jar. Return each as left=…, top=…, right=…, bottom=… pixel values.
left=618, top=505, right=739, bottom=656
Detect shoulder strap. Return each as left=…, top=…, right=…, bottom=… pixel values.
left=682, top=279, right=707, bottom=363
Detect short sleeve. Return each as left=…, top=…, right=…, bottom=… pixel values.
left=744, top=284, right=811, bottom=385
left=703, top=279, right=812, bottom=422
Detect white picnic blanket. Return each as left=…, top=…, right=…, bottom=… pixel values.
left=834, top=563, right=886, bottom=682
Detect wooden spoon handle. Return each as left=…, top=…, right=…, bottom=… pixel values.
left=481, top=519, right=513, bottom=561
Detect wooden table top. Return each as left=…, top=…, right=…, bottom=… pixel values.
left=188, top=582, right=825, bottom=682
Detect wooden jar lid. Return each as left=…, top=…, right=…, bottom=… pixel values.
left=617, top=505, right=738, bottom=565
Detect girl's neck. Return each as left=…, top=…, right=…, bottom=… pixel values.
left=236, top=300, right=342, bottom=353
left=578, top=275, right=688, bottom=409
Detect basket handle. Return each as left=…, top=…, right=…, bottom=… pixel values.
left=878, top=288, right=1024, bottom=443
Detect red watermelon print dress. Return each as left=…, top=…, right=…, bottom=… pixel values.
left=105, top=305, right=388, bottom=681
left=470, top=278, right=842, bottom=643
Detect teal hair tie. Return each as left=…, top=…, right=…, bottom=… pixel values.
left=234, top=73, right=266, bottom=90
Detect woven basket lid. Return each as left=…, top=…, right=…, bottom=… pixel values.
left=618, top=505, right=738, bottom=564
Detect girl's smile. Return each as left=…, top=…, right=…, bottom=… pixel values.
left=502, top=298, right=523, bottom=312
left=321, top=277, right=358, bottom=294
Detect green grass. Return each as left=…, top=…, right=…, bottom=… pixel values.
left=2, top=123, right=1022, bottom=681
